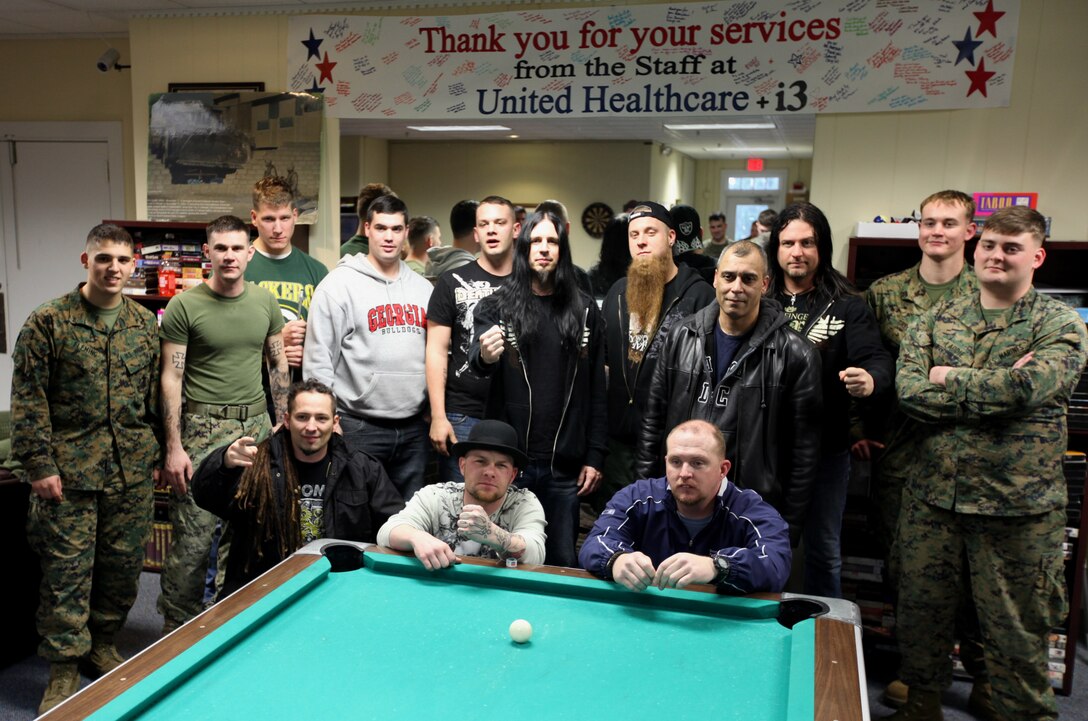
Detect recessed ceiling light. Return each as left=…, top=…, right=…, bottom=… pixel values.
left=665, top=123, right=776, bottom=130
left=406, top=125, right=511, bottom=132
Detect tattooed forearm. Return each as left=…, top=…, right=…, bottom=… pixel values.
left=172, top=350, right=186, bottom=370
left=269, top=367, right=289, bottom=419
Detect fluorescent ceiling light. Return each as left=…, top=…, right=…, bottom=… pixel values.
left=406, top=125, right=511, bottom=132
left=664, top=123, right=776, bottom=131
left=703, top=147, right=789, bottom=153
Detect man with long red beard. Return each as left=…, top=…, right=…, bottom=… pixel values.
left=600, top=201, right=714, bottom=503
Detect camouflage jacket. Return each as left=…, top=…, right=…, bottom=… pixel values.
left=12, top=289, right=162, bottom=490
left=896, top=288, right=1088, bottom=516
left=862, top=265, right=977, bottom=475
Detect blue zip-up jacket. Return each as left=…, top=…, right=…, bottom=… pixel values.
left=579, top=476, right=792, bottom=593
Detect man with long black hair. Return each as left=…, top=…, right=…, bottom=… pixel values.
left=470, top=209, right=607, bottom=567
left=766, top=202, right=892, bottom=598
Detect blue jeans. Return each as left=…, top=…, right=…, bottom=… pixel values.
left=515, top=461, right=579, bottom=568
left=339, top=413, right=429, bottom=501
left=803, top=449, right=850, bottom=598
left=437, top=413, right=480, bottom=485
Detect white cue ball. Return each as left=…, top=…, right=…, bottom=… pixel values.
left=509, top=619, right=532, bottom=643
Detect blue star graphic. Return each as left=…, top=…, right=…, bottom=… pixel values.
left=307, top=77, right=325, bottom=94
left=952, top=28, right=982, bottom=67
left=302, top=29, right=323, bottom=60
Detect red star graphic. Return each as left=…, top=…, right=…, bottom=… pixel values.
left=974, top=0, right=1005, bottom=38
left=315, top=52, right=337, bottom=83
left=966, top=58, right=995, bottom=97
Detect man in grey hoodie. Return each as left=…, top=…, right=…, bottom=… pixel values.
left=304, top=195, right=434, bottom=499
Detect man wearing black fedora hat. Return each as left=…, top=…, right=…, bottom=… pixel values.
left=377, top=420, right=546, bottom=569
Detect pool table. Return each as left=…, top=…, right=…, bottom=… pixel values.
left=42, top=542, right=869, bottom=721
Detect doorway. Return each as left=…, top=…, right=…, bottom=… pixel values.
left=720, top=170, right=787, bottom=241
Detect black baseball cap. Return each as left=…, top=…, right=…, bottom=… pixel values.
left=670, top=204, right=703, bottom=254
left=627, top=201, right=674, bottom=230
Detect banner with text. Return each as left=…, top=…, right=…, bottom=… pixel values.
left=287, top=0, right=1019, bottom=120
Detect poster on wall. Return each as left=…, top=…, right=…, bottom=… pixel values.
left=286, top=0, right=1019, bottom=121
left=146, top=91, right=323, bottom=223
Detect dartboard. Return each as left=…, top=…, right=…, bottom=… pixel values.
left=581, top=202, right=614, bottom=239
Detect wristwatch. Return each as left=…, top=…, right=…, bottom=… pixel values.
left=710, top=551, right=730, bottom=584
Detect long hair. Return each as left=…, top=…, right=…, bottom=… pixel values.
left=766, top=202, right=857, bottom=306
left=234, top=432, right=301, bottom=572
left=500, top=209, right=585, bottom=352
left=590, top=213, right=631, bottom=296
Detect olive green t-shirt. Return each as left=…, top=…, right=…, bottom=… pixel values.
left=246, top=248, right=328, bottom=322
left=160, top=282, right=284, bottom=406
left=93, top=303, right=122, bottom=330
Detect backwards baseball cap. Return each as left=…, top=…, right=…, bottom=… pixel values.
left=669, top=204, right=703, bottom=254
left=627, top=201, right=674, bottom=230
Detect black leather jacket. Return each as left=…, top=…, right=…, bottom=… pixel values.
left=193, top=430, right=404, bottom=597
left=635, top=299, right=822, bottom=542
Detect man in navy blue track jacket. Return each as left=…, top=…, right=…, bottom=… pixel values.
left=579, top=420, right=791, bottom=594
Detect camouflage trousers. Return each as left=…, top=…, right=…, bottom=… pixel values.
left=26, top=463, right=152, bottom=662
left=897, top=493, right=1066, bottom=720
left=157, top=412, right=270, bottom=626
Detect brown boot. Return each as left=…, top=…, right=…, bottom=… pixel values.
left=883, top=679, right=909, bottom=708
left=38, top=662, right=80, bottom=715
left=879, top=689, right=944, bottom=720
left=966, top=679, right=1000, bottom=721
left=82, top=642, right=126, bottom=678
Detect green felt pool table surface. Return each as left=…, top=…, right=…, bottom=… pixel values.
left=41, top=545, right=868, bottom=721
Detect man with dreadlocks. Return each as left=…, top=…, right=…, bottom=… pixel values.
left=601, top=201, right=713, bottom=504
left=470, top=209, right=607, bottom=567
left=192, top=379, right=404, bottom=598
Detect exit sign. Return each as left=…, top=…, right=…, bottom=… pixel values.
left=747, top=157, right=765, bottom=172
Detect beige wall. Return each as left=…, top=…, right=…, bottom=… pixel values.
left=648, top=143, right=696, bottom=211
left=387, top=140, right=651, bottom=268
left=0, top=38, right=136, bottom=218
left=340, top=136, right=390, bottom=202
left=811, top=0, right=1088, bottom=273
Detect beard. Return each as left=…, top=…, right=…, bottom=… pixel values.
left=534, top=268, right=554, bottom=289
left=625, top=254, right=672, bottom=362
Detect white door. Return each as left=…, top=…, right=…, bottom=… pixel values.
left=720, top=170, right=788, bottom=240
left=0, top=122, right=124, bottom=411
left=727, top=194, right=778, bottom=241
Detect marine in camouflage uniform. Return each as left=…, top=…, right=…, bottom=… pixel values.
left=863, top=265, right=977, bottom=552
left=12, top=224, right=161, bottom=713
left=893, top=207, right=1088, bottom=720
